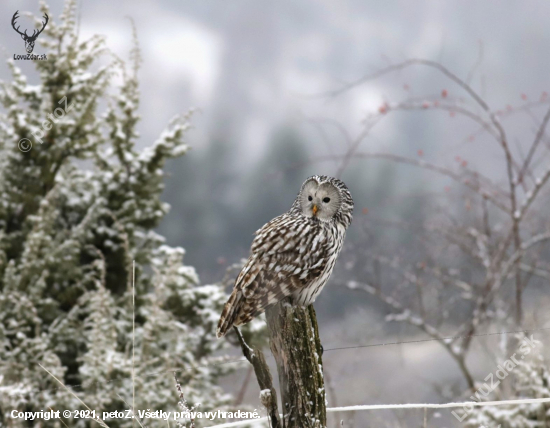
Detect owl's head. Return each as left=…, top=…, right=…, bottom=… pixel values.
left=292, top=175, right=354, bottom=228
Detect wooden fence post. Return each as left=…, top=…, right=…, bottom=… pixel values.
left=266, top=300, right=327, bottom=428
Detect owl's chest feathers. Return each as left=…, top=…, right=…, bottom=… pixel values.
left=293, top=221, right=346, bottom=306
left=249, top=214, right=346, bottom=306
left=314, top=221, right=346, bottom=278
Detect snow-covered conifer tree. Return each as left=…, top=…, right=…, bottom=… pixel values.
left=0, top=1, right=234, bottom=426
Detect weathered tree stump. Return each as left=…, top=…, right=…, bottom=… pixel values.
left=266, top=300, right=326, bottom=428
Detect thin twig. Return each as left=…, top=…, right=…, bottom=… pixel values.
left=233, top=327, right=281, bottom=428
left=132, top=260, right=136, bottom=428
left=38, top=364, right=110, bottom=428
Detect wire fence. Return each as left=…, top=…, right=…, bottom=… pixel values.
left=204, top=397, right=550, bottom=428
left=22, top=324, right=550, bottom=396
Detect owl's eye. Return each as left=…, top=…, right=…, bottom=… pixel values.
left=323, top=197, right=330, bottom=203
left=308, top=196, right=313, bottom=201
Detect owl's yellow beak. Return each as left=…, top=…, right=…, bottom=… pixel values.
left=312, top=204, right=318, bottom=215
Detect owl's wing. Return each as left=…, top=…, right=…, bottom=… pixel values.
left=217, top=214, right=329, bottom=337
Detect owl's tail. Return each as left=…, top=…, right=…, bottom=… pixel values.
left=216, top=289, right=243, bottom=338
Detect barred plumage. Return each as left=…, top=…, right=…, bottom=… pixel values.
left=216, top=175, right=353, bottom=338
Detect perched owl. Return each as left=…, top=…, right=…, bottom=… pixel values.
left=216, top=175, right=353, bottom=338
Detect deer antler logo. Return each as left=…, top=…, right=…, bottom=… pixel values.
left=11, top=11, right=49, bottom=54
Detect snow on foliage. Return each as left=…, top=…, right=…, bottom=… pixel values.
left=465, top=336, right=550, bottom=427
left=0, top=1, right=237, bottom=426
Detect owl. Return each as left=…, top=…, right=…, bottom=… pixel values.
left=216, top=175, right=353, bottom=338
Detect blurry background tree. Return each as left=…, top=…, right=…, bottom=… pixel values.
left=322, top=59, right=550, bottom=426
left=0, top=2, right=236, bottom=426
